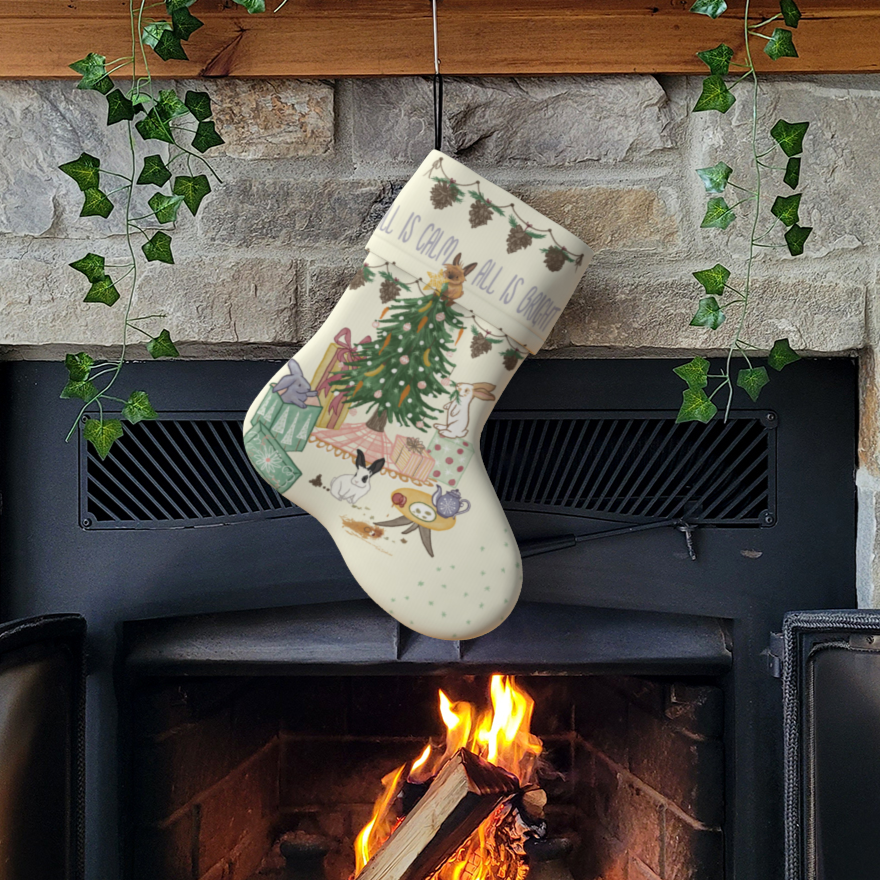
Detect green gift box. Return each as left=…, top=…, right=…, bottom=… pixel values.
left=252, top=386, right=284, bottom=427
left=270, top=402, right=321, bottom=453
left=244, top=424, right=301, bottom=494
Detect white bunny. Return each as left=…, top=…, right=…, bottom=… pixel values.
left=434, top=382, right=496, bottom=439
left=330, top=449, right=385, bottom=504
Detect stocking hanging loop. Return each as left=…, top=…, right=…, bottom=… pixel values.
left=432, top=0, right=443, bottom=150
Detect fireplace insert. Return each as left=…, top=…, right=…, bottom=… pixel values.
left=0, top=357, right=858, bottom=880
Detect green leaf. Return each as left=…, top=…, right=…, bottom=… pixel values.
left=83, top=418, right=124, bottom=460
left=69, top=252, right=106, bottom=283
left=780, top=0, right=802, bottom=28
left=65, top=352, right=95, bottom=382
left=737, top=366, right=770, bottom=402
left=154, top=27, right=189, bottom=61
left=771, top=193, right=801, bottom=227
left=690, top=0, right=727, bottom=17
left=137, top=154, right=172, bottom=187
left=764, top=28, right=798, bottom=61
left=148, top=192, right=185, bottom=224
left=172, top=174, right=211, bottom=215
left=69, top=53, right=111, bottom=93
left=105, top=89, right=136, bottom=125
left=61, top=378, right=99, bottom=402
left=696, top=162, right=733, bottom=194
left=146, top=328, right=180, bottom=358
left=771, top=119, right=809, bottom=156
left=84, top=277, right=120, bottom=306
left=701, top=197, right=736, bottom=229
left=127, top=88, right=151, bottom=107
left=59, top=153, right=100, bottom=192
left=768, top=337, right=801, bottom=371
left=192, top=120, right=225, bottom=153
left=676, top=388, right=718, bottom=424
left=184, top=90, right=213, bottom=121
left=693, top=264, right=731, bottom=297
left=673, top=356, right=711, bottom=390
left=784, top=223, right=812, bottom=256
left=171, top=5, right=204, bottom=40
left=693, top=75, right=736, bottom=113
left=80, top=188, right=114, bottom=219
left=783, top=157, right=801, bottom=190
left=165, top=0, right=198, bottom=10
left=141, top=230, right=174, bottom=264
left=690, top=296, right=726, bottom=330
left=232, top=0, right=266, bottom=11
left=122, top=391, right=158, bottom=424
left=135, top=109, right=175, bottom=144
left=142, top=21, right=173, bottom=48
left=155, top=88, right=190, bottom=122
left=696, top=43, right=735, bottom=75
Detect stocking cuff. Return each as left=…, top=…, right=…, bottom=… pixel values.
left=365, top=150, right=593, bottom=355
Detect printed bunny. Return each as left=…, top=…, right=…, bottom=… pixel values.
left=434, top=382, right=496, bottom=439
left=274, top=357, right=319, bottom=408
left=330, top=449, right=385, bottom=504
left=440, top=253, right=477, bottom=301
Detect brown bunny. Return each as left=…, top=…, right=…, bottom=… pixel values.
left=440, top=253, right=477, bottom=301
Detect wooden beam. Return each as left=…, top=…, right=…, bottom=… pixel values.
left=1, top=1, right=878, bottom=79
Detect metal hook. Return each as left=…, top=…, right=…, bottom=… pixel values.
left=432, top=0, right=443, bottom=151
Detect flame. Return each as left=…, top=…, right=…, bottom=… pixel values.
left=354, top=764, right=406, bottom=874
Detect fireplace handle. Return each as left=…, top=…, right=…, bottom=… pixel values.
left=519, top=519, right=693, bottom=559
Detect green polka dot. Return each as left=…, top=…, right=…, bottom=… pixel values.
left=429, top=601, right=434, bottom=606
left=450, top=565, right=455, bottom=569
left=479, top=603, right=484, bottom=608
left=442, top=584, right=447, bottom=589
left=463, top=592, right=468, bottom=597
left=501, top=567, right=505, bottom=573
left=481, top=571, right=485, bottom=576
left=485, top=586, right=491, bottom=591
left=467, top=620, right=471, bottom=625
left=418, top=581, right=424, bottom=586
left=442, top=612, right=446, bottom=617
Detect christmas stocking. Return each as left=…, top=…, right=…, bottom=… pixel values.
left=244, top=150, right=592, bottom=640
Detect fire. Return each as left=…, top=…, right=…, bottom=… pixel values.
left=353, top=675, right=543, bottom=879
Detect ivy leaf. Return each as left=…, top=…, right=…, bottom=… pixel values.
left=171, top=6, right=204, bottom=40
left=80, top=188, right=114, bottom=219
left=148, top=192, right=185, bottom=224
left=172, top=175, right=211, bottom=215
left=137, top=154, right=172, bottom=187
left=105, top=90, right=137, bottom=125
left=771, top=193, right=801, bottom=227
left=693, top=264, right=731, bottom=297
left=59, top=153, right=100, bottom=192
left=673, top=356, right=711, bottom=390
left=122, top=391, right=158, bottom=424
left=84, top=277, right=120, bottom=306
left=693, top=75, right=736, bottom=113
left=232, top=0, right=266, bottom=11
left=737, top=366, right=770, bottom=402
left=696, top=162, right=733, bottom=194
left=768, top=337, right=801, bottom=371
left=780, top=0, right=802, bottom=28
left=696, top=43, right=735, bottom=76
left=690, top=0, right=727, bottom=17
left=771, top=119, right=809, bottom=156
left=146, top=329, right=180, bottom=358
left=676, top=388, right=718, bottom=424
left=783, top=157, right=801, bottom=190
left=785, top=223, right=812, bottom=256
left=184, top=90, right=213, bottom=121
left=83, top=418, right=124, bottom=460
left=127, top=88, right=152, bottom=107
left=192, top=120, right=225, bottom=153
left=61, top=378, right=99, bottom=402
left=165, top=0, right=198, bottom=10
left=65, top=352, right=95, bottom=382
left=154, top=27, right=189, bottom=61
left=69, top=252, right=106, bottom=283
left=142, top=22, right=173, bottom=48
left=135, top=109, right=175, bottom=144
left=701, top=197, right=736, bottom=229
left=69, top=53, right=112, bottom=93
left=155, top=88, right=190, bottom=122
left=690, top=296, right=726, bottom=330
left=764, top=28, right=798, bottom=61
left=142, top=231, right=174, bottom=264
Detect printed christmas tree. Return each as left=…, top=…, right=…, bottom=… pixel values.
left=332, top=289, right=464, bottom=433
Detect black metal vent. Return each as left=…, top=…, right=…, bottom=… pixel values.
left=81, top=410, right=775, bottom=529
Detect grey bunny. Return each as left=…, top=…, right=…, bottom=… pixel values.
left=274, top=357, right=319, bottom=408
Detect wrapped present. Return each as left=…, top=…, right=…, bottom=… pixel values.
left=426, top=433, right=476, bottom=488
left=252, top=386, right=284, bottom=427
left=391, top=435, right=436, bottom=480
left=244, top=424, right=301, bottom=493
left=271, top=400, right=321, bottom=452
left=310, top=328, right=371, bottom=430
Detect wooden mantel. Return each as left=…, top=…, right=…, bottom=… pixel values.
left=1, top=0, right=878, bottom=79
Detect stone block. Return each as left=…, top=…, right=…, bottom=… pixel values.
left=663, top=809, right=724, bottom=880
left=299, top=263, right=361, bottom=340
left=353, top=76, right=678, bottom=167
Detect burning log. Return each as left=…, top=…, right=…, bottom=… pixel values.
left=356, top=748, right=520, bottom=880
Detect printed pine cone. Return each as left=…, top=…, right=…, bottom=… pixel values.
left=471, top=333, right=493, bottom=358
left=350, top=267, right=366, bottom=289
left=503, top=352, right=521, bottom=371
left=544, top=246, right=567, bottom=272
left=507, top=224, right=533, bottom=254
left=469, top=200, right=494, bottom=228
left=430, top=181, right=457, bottom=210
left=380, top=279, right=401, bottom=303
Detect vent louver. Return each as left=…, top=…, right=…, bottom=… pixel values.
left=81, top=411, right=774, bottom=529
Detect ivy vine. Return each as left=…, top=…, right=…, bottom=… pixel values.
left=675, top=0, right=809, bottom=423
left=59, top=0, right=264, bottom=459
